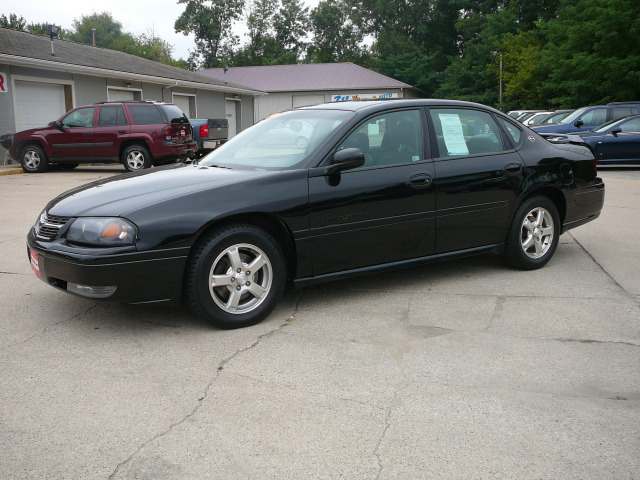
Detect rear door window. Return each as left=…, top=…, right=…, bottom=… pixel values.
left=128, top=105, right=165, bottom=125
left=429, top=108, right=506, bottom=157
left=98, top=106, right=127, bottom=126
left=612, top=107, right=638, bottom=120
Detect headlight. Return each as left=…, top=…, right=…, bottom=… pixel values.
left=66, top=217, right=137, bottom=246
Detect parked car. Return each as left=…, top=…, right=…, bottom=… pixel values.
left=523, top=111, right=554, bottom=126
left=535, top=110, right=574, bottom=126
left=8, top=100, right=197, bottom=173
left=576, top=114, right=640, bottom=164
left=27, top=99, right=604, bottom=329
left=191, top=118, right=229, bottom=157
left=532, top=102, right=640, bottom=134
left=507, top=110, right=542, bottom=119
left=515, top=111, right=545, bottom=123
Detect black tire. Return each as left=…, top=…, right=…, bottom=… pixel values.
left=184, top=224, right=287, bottom=329
left=503, top=195, right=560, bottom=270
left=57, top=163, right=80, bottom=170
left=20, top=144, right=49, bottom=173
left=121, top=144, right=152, bottom=171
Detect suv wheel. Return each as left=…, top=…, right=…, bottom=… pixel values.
left=20, top=145, right=49, bottom=173
left=122, top=144, right=152, bottom=171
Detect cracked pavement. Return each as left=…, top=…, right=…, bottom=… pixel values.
left=0, top=166, right=639, bottom=479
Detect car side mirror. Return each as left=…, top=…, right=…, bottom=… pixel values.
left=329, top=148, right=365, bottom=173
left=610, top=127, right=622, bottom=137
left=54, top=121, right=64, bottom=130
left=574, top=120, right=584, bottom=128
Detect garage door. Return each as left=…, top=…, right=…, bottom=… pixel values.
left=108, top=89, right=136, bottom=102
left=292, top=94, right=326, bottom=108
left=15, top=81, right=66, bottom=131
left=173, top=95, right=193, bottom=118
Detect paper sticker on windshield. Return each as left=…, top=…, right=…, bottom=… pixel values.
left=439, top=114, right=469, bottom=156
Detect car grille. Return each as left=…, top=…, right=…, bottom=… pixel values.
left=35, top=213, right=73, bottom=240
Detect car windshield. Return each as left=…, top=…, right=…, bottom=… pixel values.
left=559, top=107, right=590, bottom=124
left=199, top=109, right=353, bottom=170
left=592, top=116, right=631, bottom=132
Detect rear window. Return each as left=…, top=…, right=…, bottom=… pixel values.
left=128, top=105, right=165, bottom=125
left=612, top=107, right=638, bottom=120
left=157, top=105, right=190, bottom=124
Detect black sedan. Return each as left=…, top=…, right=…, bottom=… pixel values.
left=579, top=114, right=640, bottom=164
left=27, top=100, right=605, bottom=329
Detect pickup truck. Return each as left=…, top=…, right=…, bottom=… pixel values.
left=190, top=118, right=229, bottom=157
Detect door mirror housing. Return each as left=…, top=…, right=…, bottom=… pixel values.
left=574, top=120, right=584, bottom=128
left=54, top=121, right=64, bottom=130
left=610, top=127, right=622, bottom=137
left=329, top=148, right=365, bottom=173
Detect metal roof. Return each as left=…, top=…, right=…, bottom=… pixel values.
left=0, top=27, right=263, bottom=95
left=200, top=62, right=415, bottom=93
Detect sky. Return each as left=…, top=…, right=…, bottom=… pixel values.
left=5, top=0, right=322, bottom=60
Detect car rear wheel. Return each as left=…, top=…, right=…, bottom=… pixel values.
left=122, top=144, right=152, bottom=171
left=20, top=145, right=49, bottom=173
left=504, top=195, right=560, bottom=270
left=184, top=224, right=287, bottom=329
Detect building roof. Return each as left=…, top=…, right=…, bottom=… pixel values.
left=0, top=27, right=263, bottom=95
left=200, top=62, right=415, bottom=93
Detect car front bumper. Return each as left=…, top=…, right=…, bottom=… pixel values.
left=27, top=231, right=189, bottom=306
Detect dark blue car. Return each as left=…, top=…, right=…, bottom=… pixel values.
left=532, top=103, right=640, bottom=134
left=579, top=115, right=640, bottom=164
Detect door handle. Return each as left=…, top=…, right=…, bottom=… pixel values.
left=82, top=131, right=91, bottom=136
left=117, top=130, right=126, bottom=134
left=409, top=173, right=432, bottom=189
left=504, top=162, right=523, bottom=175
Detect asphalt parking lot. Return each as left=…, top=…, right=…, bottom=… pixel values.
left=0, top=165, right=638, bottom=479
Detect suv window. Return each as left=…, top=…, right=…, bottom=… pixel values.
left=612, top=107, right=638, bottom=120
left=338, top=109, right=423, bottom=167
left=129, top=105, right=165, bottom=125
left=580, top=108, right=607, bottom=126
left=430, top=108, right=505, bottom=157
left=157, top=105, right=190, bottom=124
left=62, top=107, right=95, bottom=128
left=98, top=106, right=127, bottom=126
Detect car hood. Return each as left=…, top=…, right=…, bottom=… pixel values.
left=46, top=163, right=275, bottom=217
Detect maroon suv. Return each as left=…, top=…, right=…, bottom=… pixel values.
left=8, top=101, right=197, bottom=173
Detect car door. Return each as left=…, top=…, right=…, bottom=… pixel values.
left=427, top=107, right=525, bottom=253
left=598, top=118, right=640, bottom=162
left=93, top=105, right=130, bottom=159
left=308, top=108, right=436, bottom=276
left=48, top=107, right=96, bottom=159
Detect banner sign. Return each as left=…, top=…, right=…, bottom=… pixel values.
left=0, top=73, right=7, bottom=93
left=332, top=92, right=398, bottom=102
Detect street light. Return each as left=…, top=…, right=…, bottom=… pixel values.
left=492, top=51, right=503, bottom=109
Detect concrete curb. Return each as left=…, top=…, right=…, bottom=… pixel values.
left=0, top=167, right=23, bottom=176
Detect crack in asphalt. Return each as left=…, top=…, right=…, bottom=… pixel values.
left=0, top=271, right=30, bottom=276
left=568, top=231, right=637, bottom=303
left=373, top=389, right=398, bottom=480
left=108, top=289, right=306, bottom=480
left=0, top=304, right=97, bottom=352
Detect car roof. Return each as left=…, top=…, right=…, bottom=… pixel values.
left=301, top=99, right=505, bottom=116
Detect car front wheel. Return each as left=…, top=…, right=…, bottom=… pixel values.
left=122, top=144, right=152, bottom=171
left=20, top=145, right=49, bottom=173
left=184, top=224, right=287, bottom=329
left=504, top=195, right=560, bottom=270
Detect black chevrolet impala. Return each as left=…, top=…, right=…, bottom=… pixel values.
left=27, top=100, right=605, bottom=329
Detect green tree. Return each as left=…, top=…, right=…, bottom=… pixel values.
left=307, top=0, right=367, bottom=63
left=0, top=13, right=27, bottom=30
left=68, top=12, right=125, bottom=48
left=539, top=0, right=640, bottom=107
left=273, top=0, right=310, bottom=61
left=175, top=0, right=246, bottom=68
